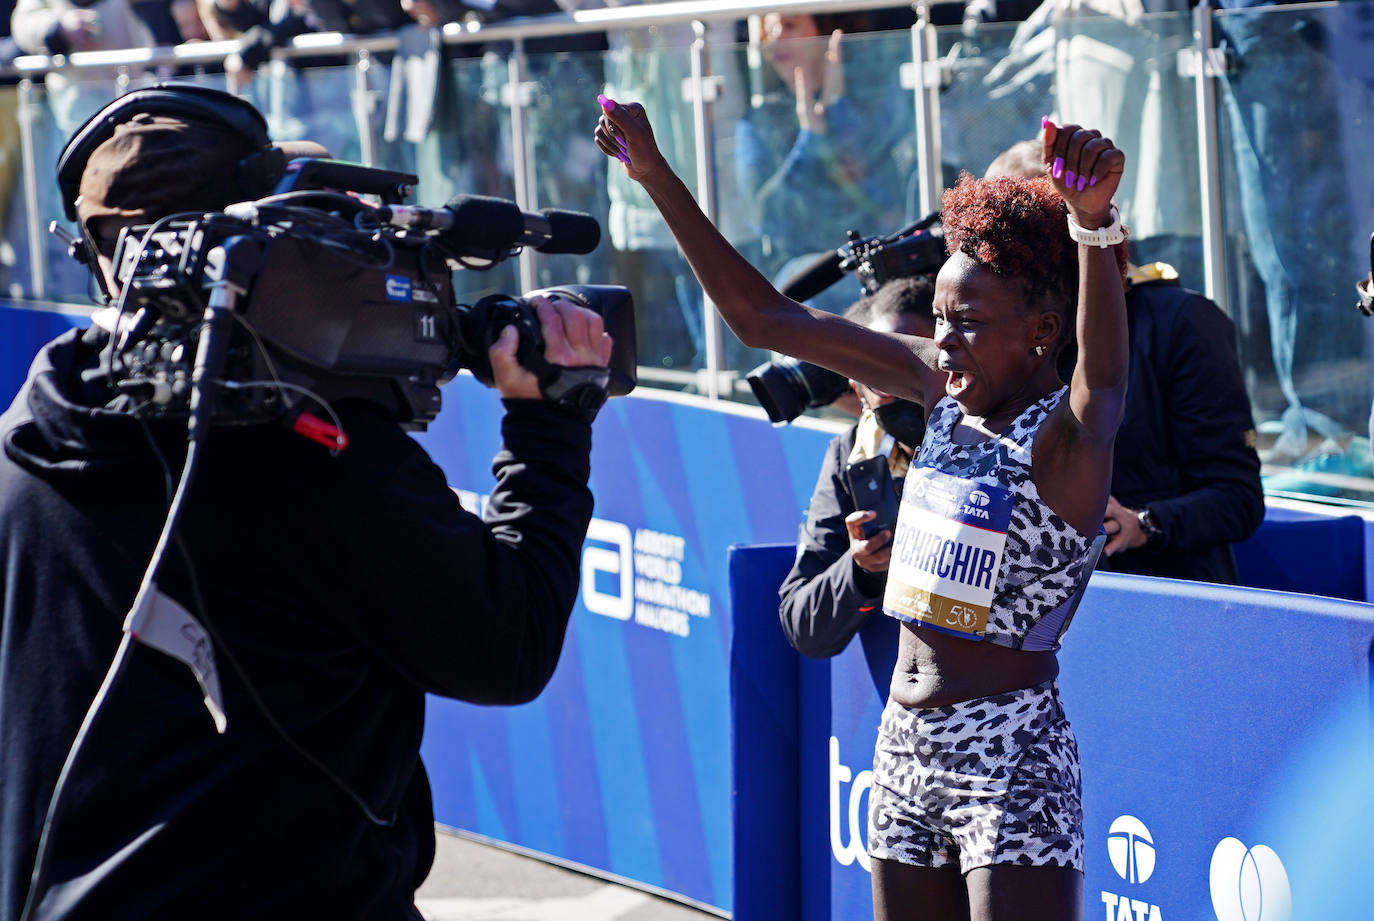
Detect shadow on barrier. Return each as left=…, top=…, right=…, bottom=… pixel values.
left=729, top=544, right=1374, bottom=921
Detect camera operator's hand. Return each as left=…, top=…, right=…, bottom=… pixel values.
left=595, top=100, right=669, bottom=183
left=488, top=295, right=613, bottom=402
left=845, top=510, right=892, bottom=574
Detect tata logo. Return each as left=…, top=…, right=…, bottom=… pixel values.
left=1108, top=815, right=1155, bottom=884
left=1210, top=837, right=1291, bottom=921
left=1101, top=815, right=1163, bottom=921
left=829, top=737, right=871, bottom=872
left=967, top=489, right=991, bottom=507
left=384, top=274, right=412, bottom=301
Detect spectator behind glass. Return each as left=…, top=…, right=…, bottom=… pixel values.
left=735, top=11, right=913, bottom=310
left=779, top=276, right=935, bottom=658
left=989, top=138, right=1264, bottom=583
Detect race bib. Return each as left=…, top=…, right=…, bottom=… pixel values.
left=882, top=465, right=1014, bottom=640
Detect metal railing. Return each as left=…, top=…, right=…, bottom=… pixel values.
left=5, top=0, right=1374, bottom=506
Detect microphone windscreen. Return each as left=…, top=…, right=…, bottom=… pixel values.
left=443, top=195, right=525, bottom=250
left=538, top=209, right=602, bottom=254
left=780, top=249, right=845, bottom=301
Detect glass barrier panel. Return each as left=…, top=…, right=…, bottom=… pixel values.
left=1215, top=2, right=1374, bottom=505
left=503, top=46, right=614, bottom=304
left=710, top=26, right=918, bottom=412
left=19, top=74, right=137, bottom=304
left=595, top=31, right=707, bottom=388
left=1050, top=10, right=1202, bottom=285
left=2, top=2, right=1372, bottom=513
left=936, top=19, right=1053, bottom=186
left=243, top=59, right=368, bottom=165
left=0, top=84, right=31, bottom=301
left=377, top=48, right=520, bottom=306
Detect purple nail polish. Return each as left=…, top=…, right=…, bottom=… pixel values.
left=1065, top=169, right=1076, bottom=187
left=1052, top=157, right=1064, bottom=180
left=1076, top=175, right=1087, bottom=192
left=1089, top=175, right=1098, bottom=188
left=1041, top=115, right=1050, bottom=129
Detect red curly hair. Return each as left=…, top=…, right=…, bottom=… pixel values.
left=941, top=172, right=1128, bottom=347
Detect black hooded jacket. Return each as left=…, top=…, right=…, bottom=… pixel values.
left=0, top=325, right=594, bottom=920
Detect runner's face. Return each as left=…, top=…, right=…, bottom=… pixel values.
left=931, top=252, right=1046, bottom=417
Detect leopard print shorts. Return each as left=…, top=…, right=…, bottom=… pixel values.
left=867, top=679, right=1083, bottom=873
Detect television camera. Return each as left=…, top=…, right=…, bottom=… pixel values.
left=746, top=213, right=945, bottom=425
left=101, top=158, right=637, bottom=444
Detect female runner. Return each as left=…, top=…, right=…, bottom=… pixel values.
left=596, top=101, right=1127, bottom=920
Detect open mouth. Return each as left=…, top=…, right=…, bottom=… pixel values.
left=946, top=370, right=972, bottom=397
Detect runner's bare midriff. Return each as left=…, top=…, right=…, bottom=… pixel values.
left=889, top=622, right=1059, bottom=709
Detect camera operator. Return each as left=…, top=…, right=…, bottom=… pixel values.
left=0, top=86, right=612, bottom=921
left=778, top=276, right=934, bottom=657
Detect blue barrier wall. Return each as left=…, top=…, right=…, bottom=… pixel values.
left=413, top=377, right=837, bottom=913
left=0, top=301, right=89, bottom=403
left=730, top=542, right=1374, bottom=921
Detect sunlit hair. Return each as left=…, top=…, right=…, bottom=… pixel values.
left=940, top=171, right=1128, bottom=346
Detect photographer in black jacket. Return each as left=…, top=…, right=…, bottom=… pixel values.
left=778, top=276, right=934, bottom=656
left=0, top=85, right=612, bottom=921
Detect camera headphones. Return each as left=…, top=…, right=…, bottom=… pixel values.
left=56, top=82, right=287, bottom=223
left=54, top=83, right=293, bottom=295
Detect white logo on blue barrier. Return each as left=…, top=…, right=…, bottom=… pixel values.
left=1210, top=837, right=1291, bottom=921
left=578, top=520, right=712, bottom=637
left=1108, top=815, right=1156, bottom=884
left=829, top=737, right=871, bottom=872
left=385, top=275, right=412, bottom=301
left=582, top=519, right=633, bottom=620
left=1102, top=815, right=1164, bottom=921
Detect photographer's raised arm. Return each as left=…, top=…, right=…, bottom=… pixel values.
left=596, top=101, right=941, bottom=406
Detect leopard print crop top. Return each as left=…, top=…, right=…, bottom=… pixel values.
left=883, top=387, right=1104, bottom=651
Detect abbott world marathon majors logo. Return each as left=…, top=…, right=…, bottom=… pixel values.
left=579, top=518, right=711, bottom=637
left=1102, top=816, right=1163, bottom=921
left=1210, top=837, right=1291, bottom=921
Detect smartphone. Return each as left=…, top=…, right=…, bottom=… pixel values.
left=845, top=456, right=899, bottom=538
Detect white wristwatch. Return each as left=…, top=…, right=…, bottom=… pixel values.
left=1066, top=205, right=1124, bottom=248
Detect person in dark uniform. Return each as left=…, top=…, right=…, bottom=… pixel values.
left=0, top=85, right=614, bottom=921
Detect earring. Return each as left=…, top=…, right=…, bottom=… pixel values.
left=1035, top=345, right=1046, bottom=356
